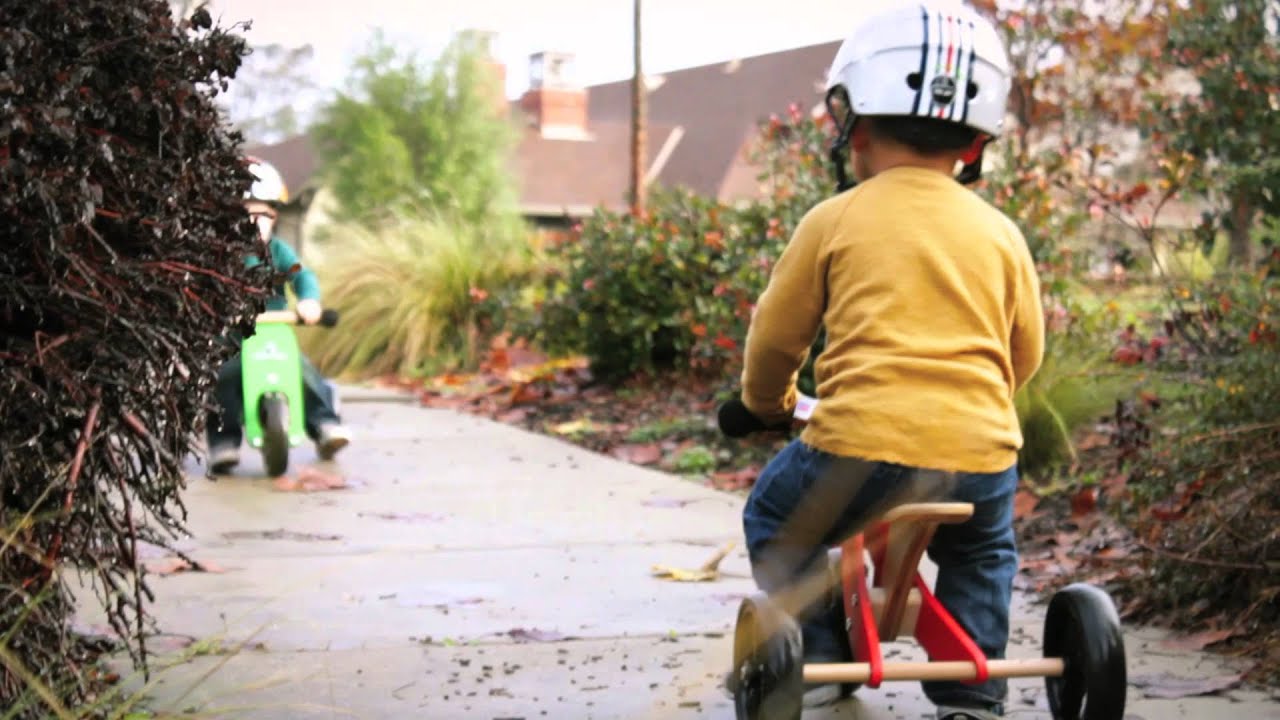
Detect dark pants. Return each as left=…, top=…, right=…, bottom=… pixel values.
left=207, top=353, right=341, bottom=448
left=742, top=439, right=1018, bottom=712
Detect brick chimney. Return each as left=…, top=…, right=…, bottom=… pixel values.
left=519, top=51, right=589, bottom=140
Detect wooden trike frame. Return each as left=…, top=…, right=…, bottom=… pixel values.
left=796, top=501, right=1064, bottom=688
left=728, top=393, right=1126, bottom=719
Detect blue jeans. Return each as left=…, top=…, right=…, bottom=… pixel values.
left=742, top=440, right=1018, bottom=711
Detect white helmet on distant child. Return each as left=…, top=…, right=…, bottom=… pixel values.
left=244, top=155, right=289, bottom=206
left=823, top=1, right=1012, bottom=189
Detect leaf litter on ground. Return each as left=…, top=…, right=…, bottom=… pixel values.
left=652, top=542, right=736, bottom=582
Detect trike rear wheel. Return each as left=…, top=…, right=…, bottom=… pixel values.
left=1043, top=583, right=1127, bottom=719
left=733, top=593, right=803, bottom=720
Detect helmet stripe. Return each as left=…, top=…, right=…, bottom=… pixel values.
left=911, top=4, right=930, bottom=116
left=926, top=11, right=943, bottom=116
left=960, top=18, right=978, bottom=124
left=940, top=14, right=956, bottom=118
left=946, top=15, right=961, bottom=121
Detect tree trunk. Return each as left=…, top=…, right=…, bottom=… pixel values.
left=630, top=0, right=647, bottom=215
left=1228, top=194, right=1256, bottom=267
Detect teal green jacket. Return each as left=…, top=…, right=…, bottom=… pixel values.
left=247, top=237, right=321, bottom=310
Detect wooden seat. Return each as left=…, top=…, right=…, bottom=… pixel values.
left=867, top=503, right=974, bottom=640
left=881, top=502, right=974, bottom=525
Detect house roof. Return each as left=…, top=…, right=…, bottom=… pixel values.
left=586, top=41, right=840, bottom=200
left=245, top=40, right=844, bottom=215
left=514, top=120, right=682, bottom=216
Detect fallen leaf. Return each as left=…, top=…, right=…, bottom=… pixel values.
left=613, top=443, right=663, bottom=465
left=273, top=466, right=349, bottom=492
left=1093, top=545, right=1128, bottom=560
left=551, top=419, right=590, bottom=436
left=505, top=628, right=568, bottom=643
left=485, top=346, right=511, bottom=374
left=1071, top=486, right=1098, bottom=517
left=652, top=542, right=734, bottom=582
left=143, top=557, right=227, bottom=576
left=143, top=557, right=189, bottom=575
left=1014, top=489, right=1040, bottom=519
left=434, top=372, right=470, bottom=387
left=508, top=382, right=542, bottom=406
left=650, top=565, right=719, bottom=582
left=497, top=408, right=530, bottom=423
left=1129, top=671, right=1244, bottom=699
left=1158, top=627, right=1241, bottom=652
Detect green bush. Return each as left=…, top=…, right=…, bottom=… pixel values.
left=300, top=211, right=540, bottom=378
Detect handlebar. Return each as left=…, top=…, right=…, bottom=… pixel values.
left=256, top=308, right=340, bottom=327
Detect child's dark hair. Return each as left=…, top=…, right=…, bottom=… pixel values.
left=864, top=115, right=979, bottom=155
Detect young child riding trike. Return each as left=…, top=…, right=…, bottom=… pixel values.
left=206, top=157, right=351, bottom=478
left=713, top=4, right=1127, bottom=718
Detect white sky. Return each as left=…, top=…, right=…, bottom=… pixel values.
left=201, top=0, right=900, bottom=97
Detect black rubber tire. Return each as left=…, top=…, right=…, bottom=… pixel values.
left=260, top=394, right=290, bottom=478
left=732, top=593, right=804, bottom=720
left=1043, top=583, right=1127, bottom=719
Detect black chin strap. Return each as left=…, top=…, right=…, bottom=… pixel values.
left=828, top=112, right=858, bottom=194
left=830, top=143, right=856, bottom=193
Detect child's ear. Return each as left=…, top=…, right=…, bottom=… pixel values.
left=850, top=120, right=872, bottom=152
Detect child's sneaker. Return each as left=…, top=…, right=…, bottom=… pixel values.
left=803, top=683, right=844, bottom=708
left=208, top=443, right=240, bottom=475
left=316, top=423, right=351, bottom=461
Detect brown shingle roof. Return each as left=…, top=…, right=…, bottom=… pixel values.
left=587, top=41, right=840, bottom=199
left=514, top=121, right=680, bottom=216
left=243, top=40, right=843, bottom=214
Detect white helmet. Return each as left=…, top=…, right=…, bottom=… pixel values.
left=244, top=156, right=289, bottom=205
left=823, top=1, right=1011, bottom=188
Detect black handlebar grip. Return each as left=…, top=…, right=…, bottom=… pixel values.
left=319, top=309, right=340, bottom=327
left=717, top=397, right=769, bottom=438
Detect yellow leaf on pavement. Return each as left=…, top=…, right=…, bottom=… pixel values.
left=650, top=542, right=735, bottom=583
left=650, top=565, right=719, bottom=582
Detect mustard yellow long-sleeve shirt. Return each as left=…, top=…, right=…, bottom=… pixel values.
left=741, top=166, right=1045, bottom=474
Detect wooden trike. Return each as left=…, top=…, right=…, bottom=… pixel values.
left=721, top=394, right=1127, bottom=719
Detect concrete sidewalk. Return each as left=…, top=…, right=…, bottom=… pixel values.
left=77, top=389, right=1277, bottom=718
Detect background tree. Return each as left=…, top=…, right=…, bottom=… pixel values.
left=311, top=29, right=518, bottom=230
left=219, top=42, right=321, bottom=145
left=1142, top=0, right=1280, bottom=266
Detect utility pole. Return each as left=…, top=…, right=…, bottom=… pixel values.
left=629, top=0, right=647, bottom=215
